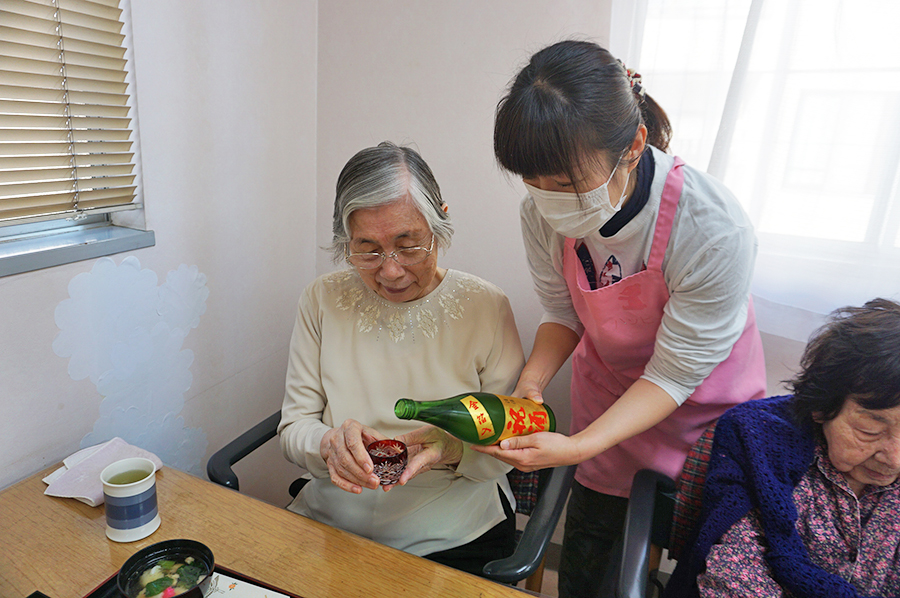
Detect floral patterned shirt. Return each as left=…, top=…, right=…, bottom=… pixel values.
left=698, top=441, right=900, bottom=597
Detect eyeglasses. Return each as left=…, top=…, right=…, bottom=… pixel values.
left=346, top=235, right=435, bottom=269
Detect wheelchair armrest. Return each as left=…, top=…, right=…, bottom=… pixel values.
left=206, top=411, right=282, bottom=491
left=482, top=464, right=577, bottom=584
left=616, top=469, right=676, bottom=598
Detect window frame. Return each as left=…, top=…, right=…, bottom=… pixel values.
left=0, top=0, right=153, bottom=278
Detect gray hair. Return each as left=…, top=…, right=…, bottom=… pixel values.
left=330, top=141, right=454, bottom=263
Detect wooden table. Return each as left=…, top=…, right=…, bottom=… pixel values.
left=0, top=466, right=538, bottom=598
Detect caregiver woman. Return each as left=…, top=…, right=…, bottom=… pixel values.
left=476, top=40, right=767, bottom=597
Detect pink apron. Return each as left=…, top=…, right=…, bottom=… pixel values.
left=564, top=158, right=766, bottom=497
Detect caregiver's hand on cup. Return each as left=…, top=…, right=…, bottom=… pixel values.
left=320, top=419, right=388, bottom=494
left=392, top=425, right=463, bottom=489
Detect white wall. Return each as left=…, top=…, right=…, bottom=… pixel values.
left=0, top=0, right=318, bottom=506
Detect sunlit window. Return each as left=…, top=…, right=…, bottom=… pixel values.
left=639, top=0, right=900, bottom=312
left=641, top=0, right=900, bottom=248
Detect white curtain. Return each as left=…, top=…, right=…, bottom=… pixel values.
left=620, top=0, right=900, bottom=345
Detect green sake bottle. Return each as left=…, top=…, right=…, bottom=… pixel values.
left=394, top=392, right=556, bottom=446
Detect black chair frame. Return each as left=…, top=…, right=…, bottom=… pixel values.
left=207, top=410, right=576, bottom=585
left=614, top=469, right=676, bottom=598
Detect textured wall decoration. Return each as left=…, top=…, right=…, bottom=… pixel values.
left=53, top=256, right=210, bottom=474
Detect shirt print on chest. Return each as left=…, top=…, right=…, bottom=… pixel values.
left=598, top=255, right=622, bottom=289
left=577, top=246, right=648, bottom=291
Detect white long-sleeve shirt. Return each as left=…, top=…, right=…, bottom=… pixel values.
left=520, top=147, right=757, bottom=405
left=279, top=268, right=525, bottom=556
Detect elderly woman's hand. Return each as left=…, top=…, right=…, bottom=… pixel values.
left=392, top=425, right=464, bottom=488
left=320, top=419, right=387, bottom=494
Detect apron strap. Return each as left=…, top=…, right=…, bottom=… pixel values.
left=647, top=157, right=685, bottom=271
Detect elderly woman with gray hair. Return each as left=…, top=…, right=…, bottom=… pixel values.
left=278, top=142, right=525, bottom=575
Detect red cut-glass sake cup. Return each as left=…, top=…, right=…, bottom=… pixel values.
left=366, top=439, right=408, bottom=486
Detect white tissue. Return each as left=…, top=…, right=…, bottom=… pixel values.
left=43, top=437, right=163, bottom=507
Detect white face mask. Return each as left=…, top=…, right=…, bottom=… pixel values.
left=525, top=164, right=628, bottom=238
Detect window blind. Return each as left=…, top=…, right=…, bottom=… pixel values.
left=0, top=0, right=137, bottom=225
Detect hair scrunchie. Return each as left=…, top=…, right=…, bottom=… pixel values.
left=617, top=58, right=646, bottom=98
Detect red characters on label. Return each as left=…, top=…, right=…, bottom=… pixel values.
left=506, top=407, right=527, bottom=434
left=528, top=411, right=549, bottom=431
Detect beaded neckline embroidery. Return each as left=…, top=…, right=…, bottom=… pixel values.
left=328, top=269, right=486, bottom=343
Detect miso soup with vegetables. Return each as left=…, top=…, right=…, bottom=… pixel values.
left=134, top=557, right=208, bottom=598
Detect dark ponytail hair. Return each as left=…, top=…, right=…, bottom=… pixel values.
left=494, top=40, right=672, bottom=183
left=639, top=94, right=672, bottom=153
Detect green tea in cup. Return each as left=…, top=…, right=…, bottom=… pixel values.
left=107, top=469, right=151, bottom=485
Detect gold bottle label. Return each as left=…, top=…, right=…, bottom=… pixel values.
left=497, top=396, right=552, bottom=443
left=459, top=396, right=496, bottom=440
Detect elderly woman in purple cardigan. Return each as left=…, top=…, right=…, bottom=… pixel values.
left=667, top=298, right=900, bottom=598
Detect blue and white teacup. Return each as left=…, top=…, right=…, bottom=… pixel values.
left=100, top=457, right=161, bottom=542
